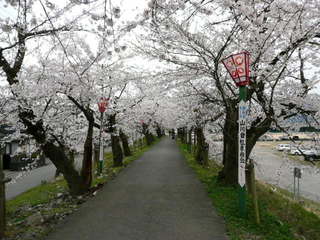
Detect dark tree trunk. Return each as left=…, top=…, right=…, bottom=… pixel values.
left=156, top=125, right=162, bottom=138
left=109, top=114, right=123, bottom=167
left=177, top=128, right=181, bottom=141
left=187, top=128, right=192, bottom=152
left=55, top=150, right=75, bottom=178
left=195, top=126, right=208, bottom=166
left=172, top=128, right=176, bottom=139
left=19, top=110, right=91, bottom=195
left=178, top=128, right=184, bottom=143
left=218, top=100, right=272, bottom=185
left=184, top=127, right=188, bottom=143
left=119, top=129, right=132, bottom=157
left=80, top=119, right=94, bottom=190
left=42, top=142, right=88, bottom=195
left=94, top=144, right=99, bottom=171
left=142, top=123, right=154, bottom=145
left=217, top=102, right=238, bottom=185
left=111, top=135, right=123, bottom=167
left=146, top=133, right=154, bottom=145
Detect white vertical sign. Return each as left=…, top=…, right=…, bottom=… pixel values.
left=238, top=100, right=247, bottom=187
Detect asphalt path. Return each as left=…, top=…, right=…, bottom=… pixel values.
left=5, top=163, right=56, bottom=200
left=4, top=148, right=112, bottom=200
left=45, top=138, right=229, bottom=240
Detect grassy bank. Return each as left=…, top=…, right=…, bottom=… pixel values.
left=178, top=142, right=320, bottom=240
left=5, top=138, right=161, bottom=239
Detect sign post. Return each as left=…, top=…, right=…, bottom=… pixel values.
left=97, top=97, right=109, bottom=175
left=293, top=167, right=302, bottom=201
left=0, top=146, right=5, bottom=240
left=0, top=145, right=11, bottom=239
left=238, top=87, right=247, bottom=217
left=222, top=51, right=250, bottom=217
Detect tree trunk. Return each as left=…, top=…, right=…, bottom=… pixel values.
left=178, top=128, right=184, bottom=143
left=218, top=100, right=272, bottom=185
left=109, top=114, right=123, bottom=167
left=195, top=126, right=208, bottom=166
left=119, top=129, right=132, bottom=157
left=111, top=135, right=123, bottom=167
left=171, top=129, right=176, bottom=139
left=217, top=102, right=238, bottom=185
left=184, top=127, right=188, bottom=143
left=94, top=144, right=99, bottom=173
left=19, top=110, right=90, bottom=195
left=80, top=119, right=94, bottom=190
left=156, top=125, right=162, bottom=138
left=42, top=142, right=88, bottom=195
left=187, top=128, right=192, bottom=152
left=177, top=128, right=181, bottom=141
left=142, top=123, right=154, bottom=145
left=146, top=133, right=154, bottom=145
left=55, top=150, right=74, bottom=178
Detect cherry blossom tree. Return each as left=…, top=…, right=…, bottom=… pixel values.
left=0, top=0, right=150, bottom=194
left=0, top=0, right=91, bottom=194
left=5, top=39, right=149, bottom=192
left=138, top=0, right=320, bottom=185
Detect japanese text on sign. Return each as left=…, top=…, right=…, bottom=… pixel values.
left=238, top=100, right=247, bottom=187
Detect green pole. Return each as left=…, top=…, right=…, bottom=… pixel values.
left=239, top=86, right=247, bottom=218
left=239, top=86, right=247, bottom=102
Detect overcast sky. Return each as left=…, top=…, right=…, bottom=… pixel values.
left=0, top=0, right=319, bottom=92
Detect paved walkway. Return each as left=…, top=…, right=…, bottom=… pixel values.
left=5, top=148, right=112, bottom=200
left=5, top=163, right=56, bottom=199
left=45, top=138, right=229, bottom=240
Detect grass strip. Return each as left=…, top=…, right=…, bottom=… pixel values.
left=178, top=142, right=320, bottom=240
